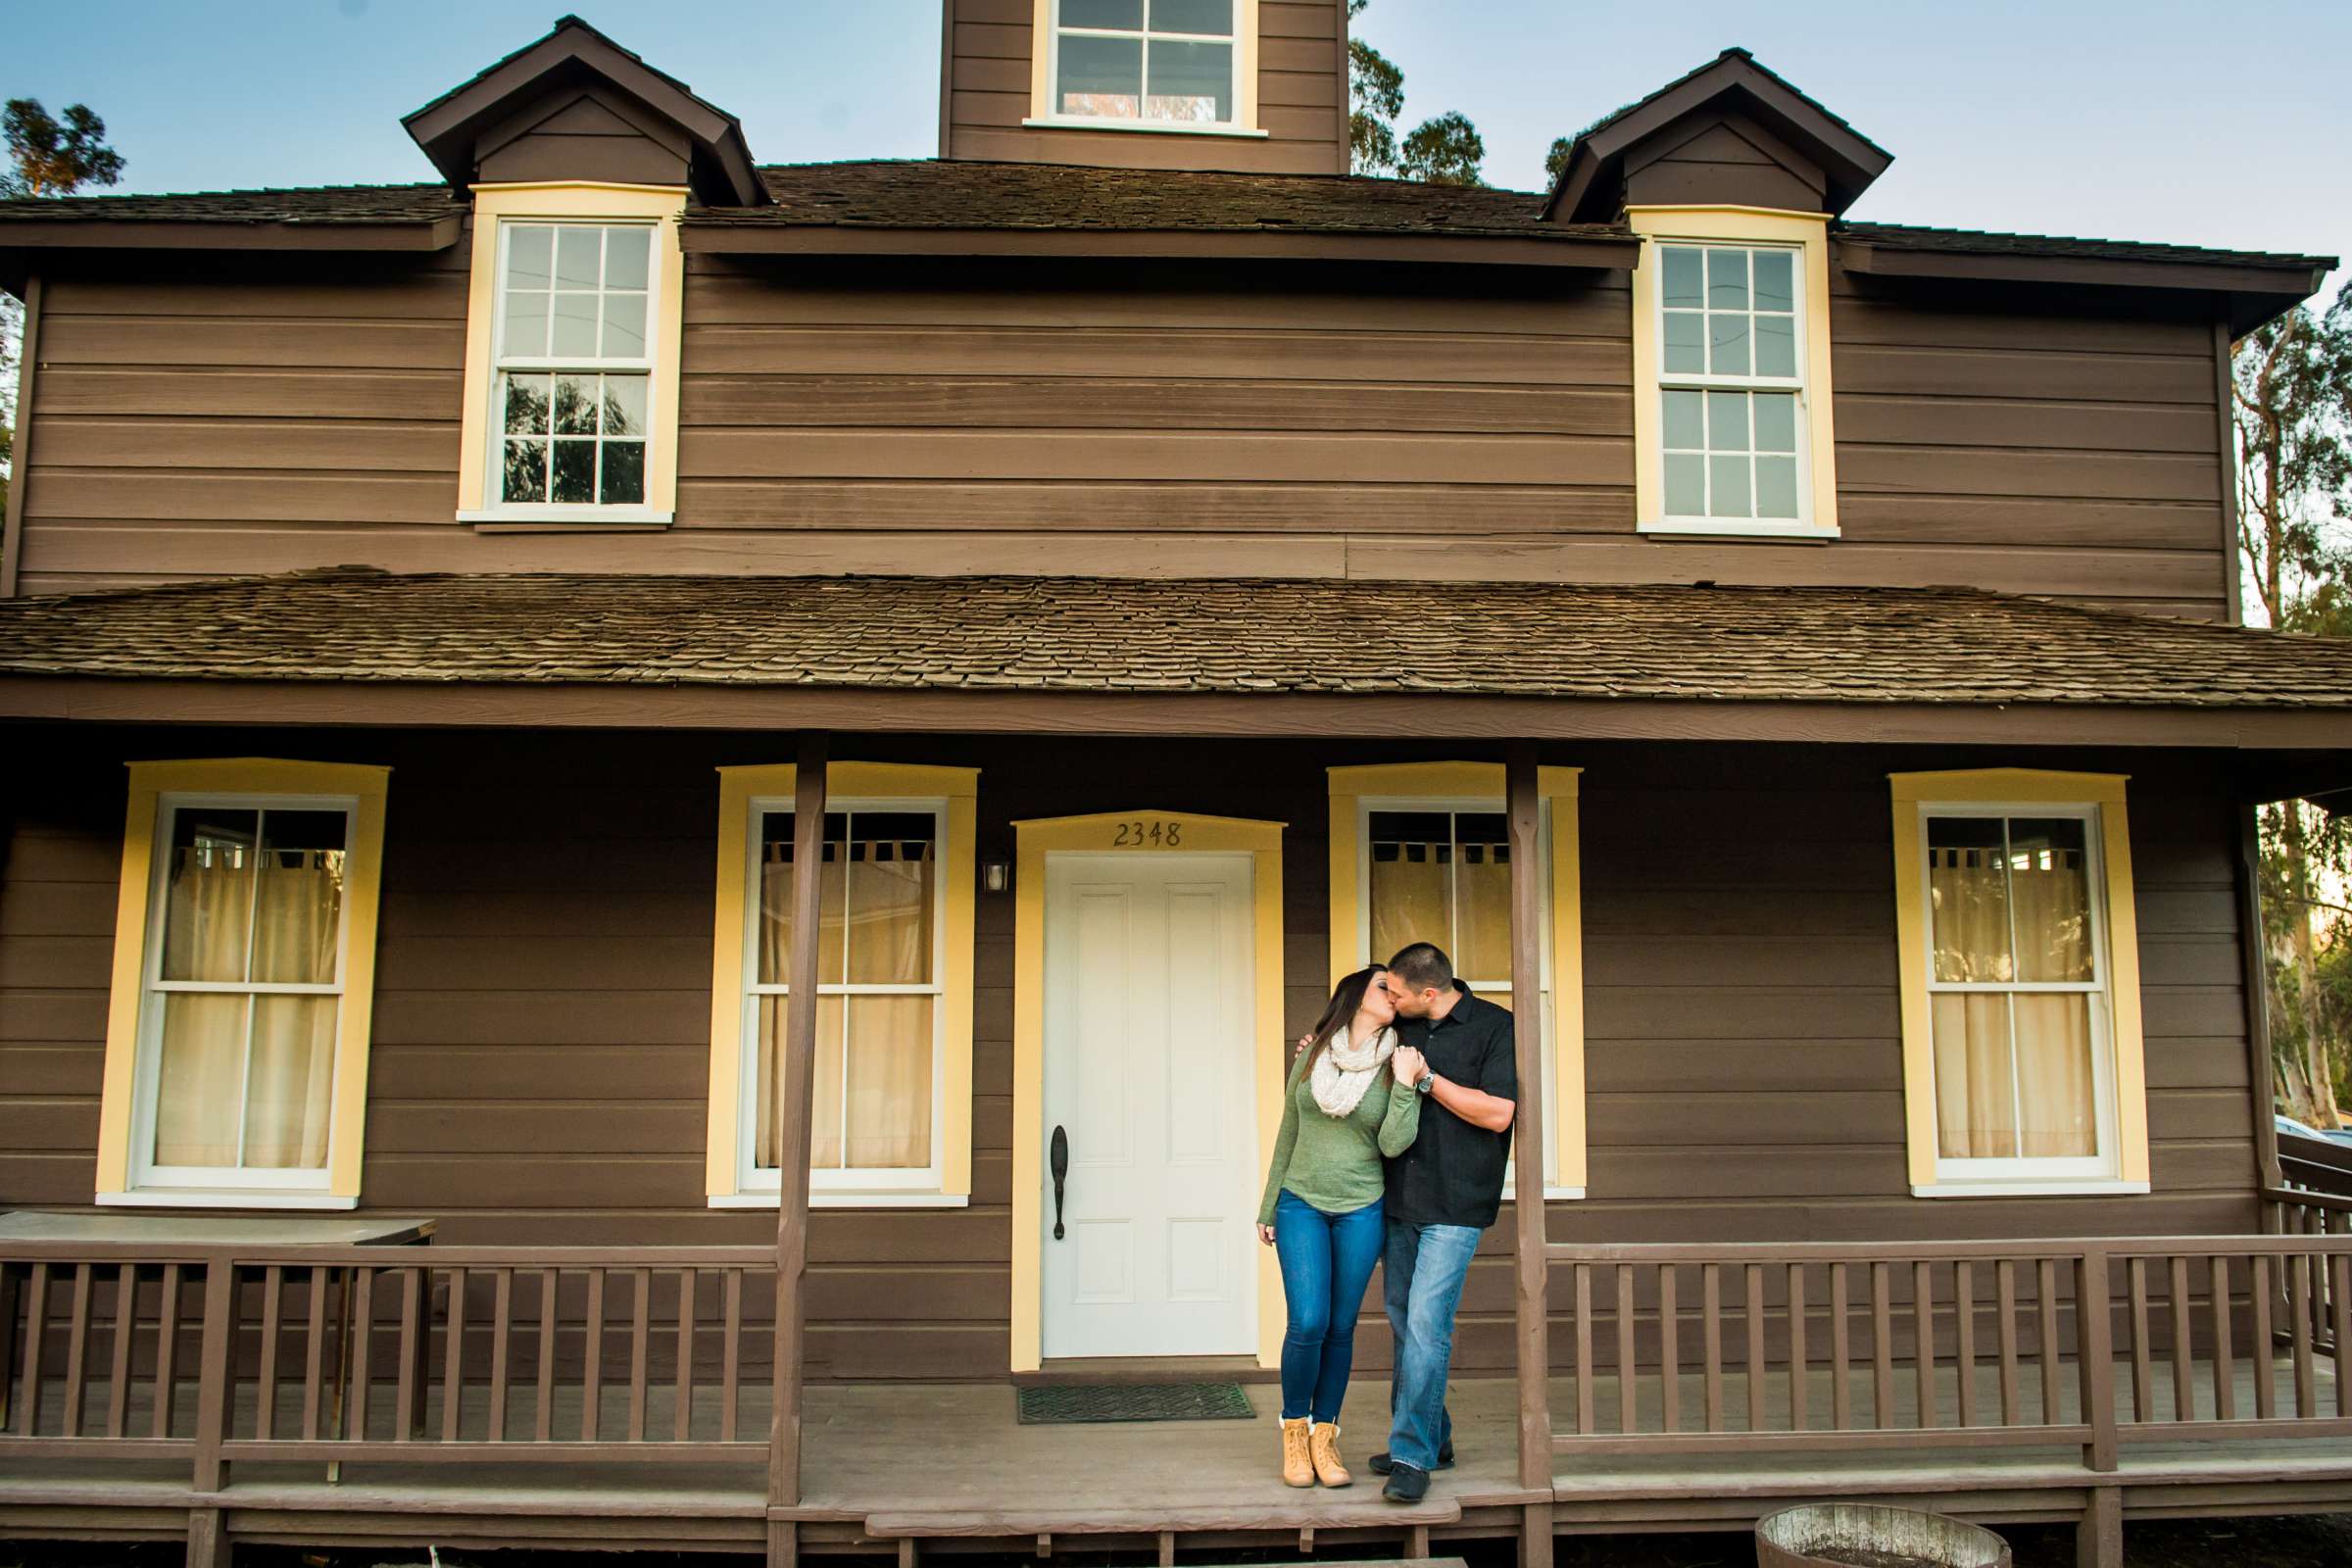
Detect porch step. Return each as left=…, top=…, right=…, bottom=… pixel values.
left=864, top=1498, right=1461, bottom=1537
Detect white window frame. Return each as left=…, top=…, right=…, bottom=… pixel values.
left=1355, top=794, right=1563, bottom=1193
left=1025, top=0, right=1266, bottom=137
left=473, top=216, right=665, bottom=525
left=1652, top=238, right=1814, bottom=532
left=731, top=795, right=952, bottom=1202
left=1912, top=800, right=2122, bottom=1189
left=127, top=791, right=357, bottom=1200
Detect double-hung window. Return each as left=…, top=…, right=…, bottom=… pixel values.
left=1032, top=0, right=1260, bottom=134
left=491, top=221, right=654, bottom=513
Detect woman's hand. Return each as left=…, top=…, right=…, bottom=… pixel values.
left=1391, top=1044, right=1427, bottom=1086
left=1256, top=1223, right=1277, bottom=1247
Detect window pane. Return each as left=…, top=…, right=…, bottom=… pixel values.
left=249, top=809, right=345, bottom=984
left=553, top=374, right=598, bottom=436
left=1927, top=816, right=2011, bottom=982
left=506, top=224, right=553, bottom=290
left=754, top=994, right=847, bottom=1169
left=1146, top=39, right=1232, bottom=122
left=556, top=225, right=602, bottom=289
left=1755, top=315, right=1797, bottom=377
left=1663, top=453, right=1704, bottom=515
left=1063, top=0, right=1143, bottom=24
left=1453, top=813, right=1512, bottom=983
left=551, top=439, right=596, bottom=503
left=1707, top=248, right=1747, bottom=310
left=2010, top=817, right=2093, bottom=982
left=1932, top=993, right=2016, bottom=1159
left=757, top=811, right=850, bottom=987
left=1661, top=388, right=1704, bottom=450
left=2014, top=994, right=2097, bottom=1157
left=845, top=812, right=937, bottom=985
left=603, top=375, right=648, bottom=437
left=1706, top=390, right=1748, bottom=452
left=243, top=995, right=336, bottom=1169
left=162, top=808, right=258, bottom=983
left=502, top=439, right=548, bottom=503
left=604, top=226, right=651, bottom=291
left=602, top=290, right=647, bottom=358
left=501, top=291, right=548, bottom=357
left=1662, top=312, right=1704, bottom=374
left=1755, top=456, right=1799, bottom=518
left=1708, top=312, right=1749, bottom=375
left=551, top=291, right=600, bottom=358
left=1752, top=249, right=1793, bottom=313
left=1661, top=246, right=1703, bottom=310
left=600, top=442, right=646, bottom=506
left=846, top=996, right=934, bottom=1167
left=1707, top=454, right=1750, bottom=517
left=1752, top=392, right=1797, bottom=453
left=504, top=373, right=552, bottom=436
left=155, top=993, right=249, bottom=1167
left=1152, top=0, right=1232, bottom=32
left=1058, top=33, right=1143, bottom=117
left=1367, top=810, right=1451, bottom=963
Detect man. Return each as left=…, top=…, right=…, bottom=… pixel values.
left=1368, top=941, right=1516, bottom=1504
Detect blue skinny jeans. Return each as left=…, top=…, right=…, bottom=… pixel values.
left=1272, top=1188, right=1386, bottom=1424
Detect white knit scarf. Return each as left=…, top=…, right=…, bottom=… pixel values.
left=1308, top=1024, right=1396, bottom=1118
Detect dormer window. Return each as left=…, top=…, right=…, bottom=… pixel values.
left=1028, top=0, right=1262, bottom=137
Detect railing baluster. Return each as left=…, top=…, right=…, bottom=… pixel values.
left=721, top=1267, right=743, bottom=1445
left=1831, top=1262, right=1851, bottom=1430
left=395, top=1266, right=422, bottom=1442
left=1787, top=1263, right=1806, bottom=1434
left=302, top=1265, right=327, bottom=1441
left=675, top=1267, right=698, bottom=1443
left=1913, top=1260, right=1936, bottom=1430
left=347, top=1267, right=374, bottom=1441
left=2333, top=1253, right=2351, bottom=1418
left=61, top=1262, right=92, bottom=1438
left=1870, top=1261, right=1893, bottom=1429
left=2036, top=1258, right=2062, bottom=1425
left=1571, top=1263, right=1593, bottom=1435
left=1744, top=1263, right=1766, bottom=1433
left=489, top=1268, right=514, bottom=1444
left=1613, top=1265, right=1637, bottom=1435
left=1701, top=1263, right=1723, bottom=1432
left=2209, top=1254, right=2234, bottom=1422
left=2291, top=1252, right=2317, bottom=1417
left=151, top=1262, right=178, bottom=1439
left=2127, top=1257, right=2153, bottom=1421
left=2078, top=1248, right=2117, bottom=1473
left=256, top=1265, right=283, bottom=1442
left=536, top=1268, right=558, bottom=1444
left=106, top=1262, right=136, bottom=1439
left=2250, top=1254, right=2276, bottom=1420
left=441, top=1265, right=468, bottom=1443
left=627, top=1268, right=651, bottom=1443
left=582, top=1268, right=606, bottom=1443
left=2167, top=1255, right=2194, bottom=1421
left=1995, top=1259, right=2020, bottom=1427
left=1954, top=1261, right=1976, bottom=1428
left=1658, top=1264, right=1680, bottom=1434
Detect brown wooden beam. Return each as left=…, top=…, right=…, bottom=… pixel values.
left=0, top=272, right=38, bottom=598
left=769, top=733, right=828, bottom=1523
left=1504, top=744, right=1551, bottom=1521
left=2239, top=803, right=2283, bottom=1191
left=680, top=222, right=1640, bottom=272
left=2215, top=318, right=2245, bottom=628
left=1835, top=239, right=2325, bottom=302
left=8, top=677, right=2352, bottom=751
left=0, top=217, right=461, bottom=253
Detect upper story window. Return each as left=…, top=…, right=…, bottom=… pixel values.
left=1030, top=0, right=1262, bottom=136
left=1630, top=209, right=1838, bottom=540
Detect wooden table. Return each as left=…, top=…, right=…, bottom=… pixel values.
left=0, top=1209, right=435, bottom=1470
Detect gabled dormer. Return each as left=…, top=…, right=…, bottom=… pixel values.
left=941, top=0, right=1349, bottom=173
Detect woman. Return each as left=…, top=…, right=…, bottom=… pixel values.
left=1256, top=964, right=1424, bottom=1489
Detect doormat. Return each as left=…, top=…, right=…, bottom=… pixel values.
left=1016, top=1382, right=1256, bottom=1424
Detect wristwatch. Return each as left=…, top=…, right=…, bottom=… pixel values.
left=1414, top=1071, right=1436, bottom=1095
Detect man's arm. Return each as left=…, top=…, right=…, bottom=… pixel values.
left=1426, top=1071, right=1514, bottom=1132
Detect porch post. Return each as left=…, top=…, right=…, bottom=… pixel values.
left=2236, top=802, right=2282, bottom=1196
left=768, top=733, right=828, bottom=1563
left=1505, top=744, right=1553, bottom=1567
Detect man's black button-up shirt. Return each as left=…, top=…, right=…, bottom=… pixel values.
left=1384, top=983, right=1517, bottom=1229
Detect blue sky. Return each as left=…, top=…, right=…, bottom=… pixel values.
left=6, top=0, right=2346, bottom=293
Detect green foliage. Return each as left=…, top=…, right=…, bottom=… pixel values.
left=1544, top=135, right=1574, bottom=183
left=1397, top=110, right=1484, bottom=187
left=0, top=99, right=124, bottom=199
left=1346, top=1, right=1482, bottom=185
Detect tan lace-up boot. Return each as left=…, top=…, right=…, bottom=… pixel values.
left=1280, top=1416, right=1314, bottom=1487
left=1309, top=1422, right=1351, bottom=1487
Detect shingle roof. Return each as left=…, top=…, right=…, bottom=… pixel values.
left=1835, top=220, right=2335, bottom=272
left=5, top=568, right=2350, bottom=710
left=0, top=182, right=458, bottom=226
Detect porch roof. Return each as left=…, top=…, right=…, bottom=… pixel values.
left=3, top=566, right=2350, bottom=709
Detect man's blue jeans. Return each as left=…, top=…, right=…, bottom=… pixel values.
left=1272, top=1189, right=1387, bottom=1423
left=1384, top=1218, right=1480, bottom=1472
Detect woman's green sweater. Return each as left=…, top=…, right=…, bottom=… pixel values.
left=1256, top=1038, right=1421, bottom=1226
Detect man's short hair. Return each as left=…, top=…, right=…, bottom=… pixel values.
left=1388, top=942, right=1455, bottom=993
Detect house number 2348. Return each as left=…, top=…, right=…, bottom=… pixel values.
left=1111, top=820, right=1182, bottom=848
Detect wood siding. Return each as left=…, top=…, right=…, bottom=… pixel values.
left=0, top=729, right=2261, bottom=1381
left=942, top=0, right=1348, bottom=175
left=9, top=245, right=2235, bottom=619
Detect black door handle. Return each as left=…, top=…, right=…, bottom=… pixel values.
left=1050, top=1125, right=1069, bottom=1241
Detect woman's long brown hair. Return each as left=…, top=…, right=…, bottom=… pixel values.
left=1301, top=965, right=1386, bottom=1073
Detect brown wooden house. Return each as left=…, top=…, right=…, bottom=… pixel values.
left=2, top=9, right=2350, bottom=1567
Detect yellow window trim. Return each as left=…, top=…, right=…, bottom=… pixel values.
left=1025, top=0, right=1262, bottom=134
left=1887, top=767, right=2149, bottom=1192
left=1325, top=762, right=1586, bottom=1195
left=1007, top=810, right=1286, bottom=1373
left=96, top=759, right=392, bottom=1205
left=457, top=181, right=687, bottom=524
left=704, top=762, right=979, bottom=1202
left=1628, top=204, right=1838, bottom=539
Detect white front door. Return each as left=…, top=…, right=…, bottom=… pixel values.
left=1040, top=852, right=1258, bottom=1360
